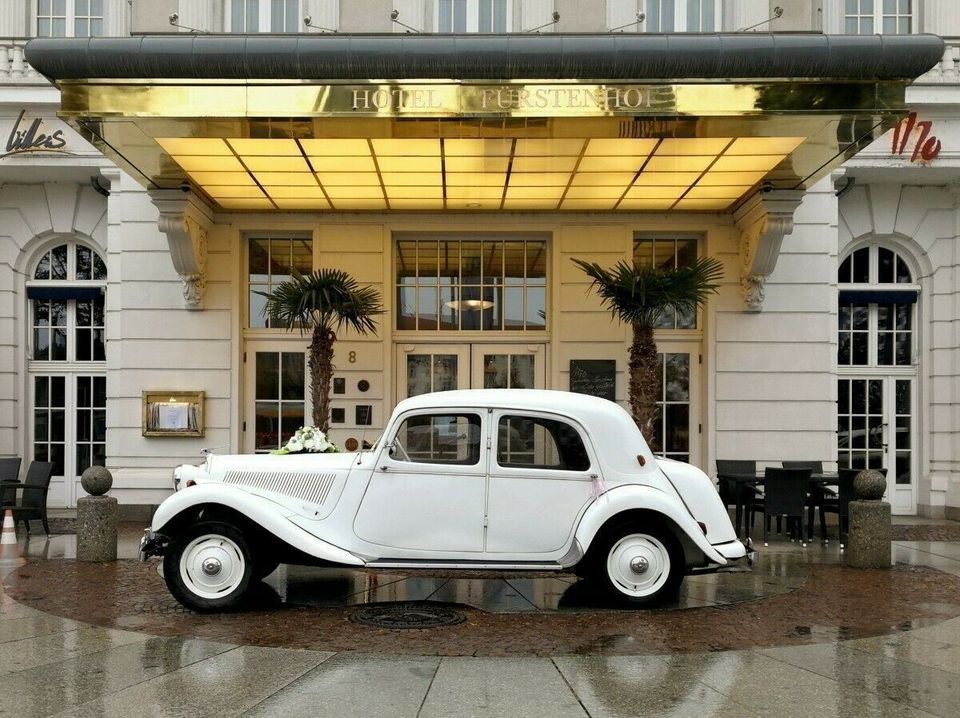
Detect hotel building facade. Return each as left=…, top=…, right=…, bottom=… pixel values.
left=0, top=1, right=958, bottom=519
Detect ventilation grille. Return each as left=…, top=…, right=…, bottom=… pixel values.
left=224, top=471, right=338, bottom=505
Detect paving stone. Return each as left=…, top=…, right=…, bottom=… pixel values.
left=418, top=657, right=588, bottom=718
left=554, top=655, right=766, bottom=717
left=0, top=637, right=237, bottom=718
left=49, top=646, right=327, bottom=718
left=243, top=653, right=433, bottom=718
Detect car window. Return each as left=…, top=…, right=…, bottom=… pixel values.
left=497, top=415, right=590, bottom=471
left=390, top=413, right=482, bottom=466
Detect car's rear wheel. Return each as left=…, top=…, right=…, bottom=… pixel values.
left=597, top=524, right=684, bottom=606
left=163, top=521, right=252, bottom=612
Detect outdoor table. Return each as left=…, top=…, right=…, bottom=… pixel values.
left=717, top=472, right=839, bottom=539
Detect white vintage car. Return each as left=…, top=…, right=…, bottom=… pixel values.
left=141, top=389, right=751, bottom=612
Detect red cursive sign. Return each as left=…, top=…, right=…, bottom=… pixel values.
left=891, top=112, right=941, bottom=163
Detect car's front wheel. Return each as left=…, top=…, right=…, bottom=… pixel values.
left=597, top=524, right=684, bottom=606
left=163, top=521, right=253, bottom=612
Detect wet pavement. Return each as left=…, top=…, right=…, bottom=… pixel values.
left=1, top=520, right=960, bottom=716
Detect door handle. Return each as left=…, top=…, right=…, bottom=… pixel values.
left=379, top=465, right=389, bottom=471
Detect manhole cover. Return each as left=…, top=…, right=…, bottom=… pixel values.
left=349, top=602, right=466, bottom=629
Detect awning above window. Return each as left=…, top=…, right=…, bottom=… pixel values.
left=27, top=286, right=103, bottom=301
left=839, top=289, right=919, bottom=304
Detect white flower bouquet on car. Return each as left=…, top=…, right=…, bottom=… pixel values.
left=272, top=426, right=339, bottom=455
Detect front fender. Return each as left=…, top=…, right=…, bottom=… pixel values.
left=575, top=485, right=727, bottom=566
left=151, top=484, right=364, bottom=567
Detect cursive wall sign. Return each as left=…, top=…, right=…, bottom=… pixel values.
left=1, top=110, right=69, bottom=158
left=891, top=111, right=941, bottom=163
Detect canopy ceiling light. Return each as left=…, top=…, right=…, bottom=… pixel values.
left=154, top=135, right=803, bottom=212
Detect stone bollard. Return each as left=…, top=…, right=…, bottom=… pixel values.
left=846, top=469, right=891, bottom=569
left=77, top=466, right=118, bottom=562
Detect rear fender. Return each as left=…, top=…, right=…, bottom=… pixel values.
left=575, top=485, right=727, bottom=565
left=151, top=484, right=363, bottom=566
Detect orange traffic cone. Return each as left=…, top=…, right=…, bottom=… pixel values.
left=0, top=509, right=21, bottom=563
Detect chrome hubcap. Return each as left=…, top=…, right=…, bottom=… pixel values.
left=180, top=534, right=246, bottom=600
left=607, top=533, right=671, bottom=598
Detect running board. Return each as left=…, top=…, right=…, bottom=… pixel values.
left=365, top=561, right=566, bottom=571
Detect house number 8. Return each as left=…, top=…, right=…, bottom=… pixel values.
left=348, top=351, right=357, bottom=363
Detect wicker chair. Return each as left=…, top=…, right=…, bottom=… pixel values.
left=716, top=460, right=763, bottom=537
left=0, top=457, right=22, bottom=510
left=9, top=461, right=54, bottom=536
left=754, top=467, right=812, bottom=547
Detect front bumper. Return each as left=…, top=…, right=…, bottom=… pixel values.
left=138, top=529, right=168, bottom=561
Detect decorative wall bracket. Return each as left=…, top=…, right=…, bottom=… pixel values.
left=733, top=190, right=805, bottom=312
left=149, top=189, right=214, bottom=310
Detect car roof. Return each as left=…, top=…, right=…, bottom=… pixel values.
left=393, top=389, right=652, bottom=476
left=396, top=389, right=618, bottom=416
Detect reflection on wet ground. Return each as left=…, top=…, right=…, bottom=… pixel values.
left=263, top=561, right=800, bottom=613
left=2, top=521, right=960, bottom=716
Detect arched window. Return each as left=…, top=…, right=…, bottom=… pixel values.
left=27, top=241, right=106, bottom=508
left=29, top=242, right=106, bottom=362
left=836, top=242, right=918, bottom=514
left=837, top=244, right=917, bottom=367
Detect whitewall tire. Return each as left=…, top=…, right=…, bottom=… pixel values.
left=599, top=525, right=684, bottom=606
left=163, top=521, right=253, bottom=612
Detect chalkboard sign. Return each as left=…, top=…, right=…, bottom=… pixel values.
left=569, top=360, right=616, bottom=401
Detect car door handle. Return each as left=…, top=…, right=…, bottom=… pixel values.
left=379, top=465, right=389, bottom=471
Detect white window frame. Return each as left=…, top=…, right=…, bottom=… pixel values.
left=837, top=242, right=920, bottom=369
left=228, top=0, right=303, bottom=33
left=35, top=0, right=105, bottom=38
left=843, top=0, right=914, bottom=35
left=435, top=0, right=514, bottom=33
left=25, top=241, right=108, bottom=508
left=26, top=242, right=107, bottom=366
left=642, top=0, right=721, bottom=33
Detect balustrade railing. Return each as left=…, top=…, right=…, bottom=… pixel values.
left=0, top=38, right=48, bottom=84
left=914, top=38, right=959, bottom=85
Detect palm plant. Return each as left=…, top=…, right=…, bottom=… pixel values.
left=261, top=269, right=382, bottom=434
left=572, top=256, right=723, bottom=448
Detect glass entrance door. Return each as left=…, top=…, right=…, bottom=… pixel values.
left=31, top=374, right=105, bottom=507
left=837, top=377, right=916, bottom=514
left=396, top=344, right=545, bottom=402
left=653, top=345, right=699, bottom=468
left=244, top=343, right=309, bottom=453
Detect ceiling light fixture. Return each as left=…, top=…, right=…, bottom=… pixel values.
left=445, top=299, right=494, bottom=311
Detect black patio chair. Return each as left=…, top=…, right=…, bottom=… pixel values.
left=0, top=457, right=21, bottom=509
left=752, top=467, right=811, bottom=547
left=783, top=460, right=831, bottom=542
left=716, top=460, right=763, bottom=536
left=9, top=461, right=54, bottom=536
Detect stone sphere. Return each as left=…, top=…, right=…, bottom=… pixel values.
left=81, top=466, right=113, bottom=496
left=854, top=469, right=886, bottom=501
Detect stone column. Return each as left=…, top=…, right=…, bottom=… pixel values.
left=846, top=469, right=892, bottom=569
left=76, top=466, right=118, bottom=562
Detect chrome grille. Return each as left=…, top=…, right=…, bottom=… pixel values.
left=223, top=471, right=338, bottom=505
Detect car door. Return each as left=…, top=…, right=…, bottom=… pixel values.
left=353, top=410, right=487, bottom=554
left=484, top=411, right=596, bottom=555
